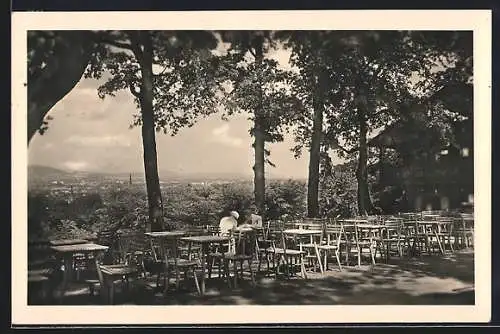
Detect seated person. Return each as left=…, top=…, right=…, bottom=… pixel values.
left=219, top=211, right=239, bottom=236
left=239, top=205, right=263, bottom=230
left=250, top=213, right=263, bottom=227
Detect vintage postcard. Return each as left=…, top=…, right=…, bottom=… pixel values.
left=12, top=10, right=491, bottom=325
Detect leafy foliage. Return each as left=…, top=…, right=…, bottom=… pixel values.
left=84, top=31, right=225, bottom=135
left=27, top=180, right=309, bottom=241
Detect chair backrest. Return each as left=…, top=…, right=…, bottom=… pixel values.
left=339, top=220, right=358, bottom=244
left=324, top=224, right=343, bottom=248
left=233, top=230, right=257, bottom=257
left=117, top=232, right=148, bottom=264
left=266, top=220, right=285, bottom=235
left=205, top=225, right=219, bottom=236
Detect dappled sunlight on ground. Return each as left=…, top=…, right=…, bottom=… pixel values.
left=43, top=249, right=474, bottom=305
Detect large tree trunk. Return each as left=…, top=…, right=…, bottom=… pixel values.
left=253, top=35, right=266, bottom=218
left=27, top=31, right=94, bottom=144
left=307, top=90, right=323, bottom=218
left=134, top=31, right=164, bottom=232
left=356, top=95, right=375, bottom=216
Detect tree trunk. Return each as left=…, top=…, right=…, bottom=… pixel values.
left=307, top=91, right=323, bottom=218
left=134, top=32, right=164, bottom=232
left=27, top=31, right=94, bottom=144
left=253, top=35, right=266, bottom=218
left=356, top=96, right=375, bottom=216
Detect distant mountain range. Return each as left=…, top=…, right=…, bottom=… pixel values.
left=27, top=164, right=279, bottom=183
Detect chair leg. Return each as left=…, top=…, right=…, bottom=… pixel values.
left=300, top=255, right=308, bottom=279
left=266, top=253, right=270, bottom=275
left=207, top=257, right=213, bottom=279
left=193, top=268, right=201, bottom=296
left=224, top=260, right=231, bottom=288
left=370, top=246, right=376, bottom=266
left=323, top=251, right=328, bottom=271
left=233, top=261, right=238, bottom=289
left=248, top=259, right=256, bottom=286
left=335, top=250, right=342, bottom=271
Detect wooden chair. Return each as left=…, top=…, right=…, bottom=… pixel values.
left=257, top=220, right=284, bottom=277
left=207, top=228, right=235, bottom=280
left=178, top=228, right=204, bottom=260
left=380, top=217, right=405, bottom=261
left=268, top=228, right=307, bottom=279
left=297, top=219, right=324, bottom=273
left=453, top=214, right=474, bottom=249
left=355, top=223, right=381, bottom=266
left=117, top=232, right=150, bottom=277
left=222, top=229, right=257, bottom=288
left=317, top=221, right=343, bottom=271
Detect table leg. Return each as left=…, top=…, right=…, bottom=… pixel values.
left=173, top=239, right=180, bottom=290
left=161, top=239, right=169, bottom=295
left=201, top=244, right=207, bottom=295
left=57, top=254, right=73, bottom=302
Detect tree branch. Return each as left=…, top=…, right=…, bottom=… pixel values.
left=127, top=31, right=145, bottom=66
left=99, top=37, right=134, bottom=51
left=128, top=81, right=142, bottom=98
left=337, top=144, right=358, bottom=155
left=153, top=64, right=172, bottom=77
left=248, top=47, right=257, bottom=58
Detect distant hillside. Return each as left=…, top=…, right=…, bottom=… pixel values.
left=28, top=165, right=70, bottom=180
left=27, top=164, right=255, bottom=183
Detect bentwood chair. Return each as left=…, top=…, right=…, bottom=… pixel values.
left=317, top=220, right=343, bottom=271
left=222, top=229, right=257, bottom=288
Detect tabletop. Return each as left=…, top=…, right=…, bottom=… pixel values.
left=49, top=239, right=88, bottom=246
left=180, top=235, right=230, bottom=244
left=283, top=229, right=323, bottom=236
left=50, top=243, right=109, bottom=253
left=233, top=225, right=263, bottom=232
left=341, top=218, right=369, bottom=223
left=356, top=224, right=384, bottom=229
left=418, top=220, right=453, bottom=225
left=145, top=231, right=187, bottom=238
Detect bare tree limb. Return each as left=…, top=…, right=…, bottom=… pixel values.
left=248, top=47, right=257, bottom=58
left=128, top=81, right=142, bottom=98
left=99, top=37, right=135, bottom=51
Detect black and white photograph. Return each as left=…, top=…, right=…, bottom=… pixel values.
left=12, top=10, right=491, bottom=325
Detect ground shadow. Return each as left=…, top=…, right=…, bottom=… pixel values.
left=32, top=250, right=474, bottom=305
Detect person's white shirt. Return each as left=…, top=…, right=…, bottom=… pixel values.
left=250, top=213, right=263, bottom=227
left=219, top=211, right=239, bottom=236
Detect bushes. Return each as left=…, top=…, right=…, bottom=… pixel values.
left=265, top=179, right=307, bottom=220
left=28, top=179, right=312, bottom=239
left=319, top=169, right=358, bottom=218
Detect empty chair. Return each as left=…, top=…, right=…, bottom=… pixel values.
left=222, top=229, right=257, bottom=288
left=317, top=222, right=343, bottom=271
left=380, top=218, right=405, bottom=261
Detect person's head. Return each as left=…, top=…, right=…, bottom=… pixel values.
left=248, top=203, right=259, bottom=215
left=229, top=211, right=240, bottom=220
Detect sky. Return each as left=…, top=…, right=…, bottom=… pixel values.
left=27, top=46, right=340, bottom=179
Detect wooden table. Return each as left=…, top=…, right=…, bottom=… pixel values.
left=144, top=231, right=187, bottom=294
left=49, top=239, right=88, bottom=246
left=283, top=229, right=324, bottom=274
left=50, top=243, right=109, bottom=301
left=180, top=235, right=229, bottom=295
